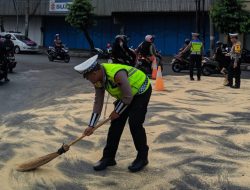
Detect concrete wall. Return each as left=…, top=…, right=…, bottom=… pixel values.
left=244, top=1, right=250, bottom=11
left=1, top=16, right=42, bottom=46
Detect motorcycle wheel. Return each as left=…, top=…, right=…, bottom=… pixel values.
left=201, top=65, right=212, bottom=76
left=48, top=55, right=54, bottom=62
left=172, top=62, right=181, bottom=72
left=64, top=55, right=70, bottom=63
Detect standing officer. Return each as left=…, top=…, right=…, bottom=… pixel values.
left=74, top=55, right=152, bottom=172
left=181, top=33, right=203, bottom=81
left=1, top=34, right=14, bottom=82
left=227, top=33, right=242, bottom=89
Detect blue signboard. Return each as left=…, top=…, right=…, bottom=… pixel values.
left=49, top=0, right=73, bottom=12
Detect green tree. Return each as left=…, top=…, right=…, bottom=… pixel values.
left=210, top=0, right=250, bottom=34
left=65, top=0, right=95, bottom=50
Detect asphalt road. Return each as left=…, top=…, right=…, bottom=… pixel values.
left=0, top=53, right=249, bottom=116
left=0, top=54, right=90, bottom=115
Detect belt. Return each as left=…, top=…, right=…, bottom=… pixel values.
left=191, top=52, right=201, bottom=55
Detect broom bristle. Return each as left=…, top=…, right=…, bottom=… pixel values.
left=16, top=152, right=59, bottom=172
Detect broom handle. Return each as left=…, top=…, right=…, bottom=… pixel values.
left=68, top=117, right=111, bottom=147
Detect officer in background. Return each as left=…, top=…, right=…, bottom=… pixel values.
left=181, top=33, right=203, bottom=81
left=3, top=34, right=14, bottom=55
left=1, top=34, right=14, bottom=82
left=74, top=55, right=151, bottom=173
left=227, top=33, right=242, bottom=89
left=0, top=35, right=6, bottom=80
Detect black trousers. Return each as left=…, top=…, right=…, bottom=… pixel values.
left=228, top=59, right=241, bottom=88
left=190, top=54, right=202, bottom=79
left=0, top=58, right=8, bottom=80
left=103, top=85, right=152, bottom=160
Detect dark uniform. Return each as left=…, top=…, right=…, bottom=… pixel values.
left=215, top=45, right=227, bottom=70
left=111, top=35, right=136, bottom=66
left=0, top=37, right=5, bottom=80
left=1, top=35, right=14, bottom=81
left=182, top=33, right=203, bottom=81
left=227, top=33, right=242, bottom=89
left=54, top=34, right=63, bottom=53
left=74, top=55, right=151, bottom=172
left=137, top=41, right=157, bottom=58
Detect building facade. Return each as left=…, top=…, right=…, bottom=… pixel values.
left=0, top=0, right=248, bottom=55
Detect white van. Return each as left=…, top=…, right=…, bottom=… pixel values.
left=0, top=32, right=39, bottom=54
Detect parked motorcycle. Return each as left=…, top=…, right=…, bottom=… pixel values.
left=201, top=57, right=222, bottom=76
left=171, top=53, right=190, bottom=72
left=47, top=45, right=70, bottom=63
left=242, top=48, right=250, bottom=63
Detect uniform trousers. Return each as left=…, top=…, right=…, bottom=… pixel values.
left=103, top=85, right=152, bottom=160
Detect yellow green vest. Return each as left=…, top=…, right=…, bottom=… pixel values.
left=191, top=41, right=203, bottom=54
left=102, top=64, right=150, bottom=99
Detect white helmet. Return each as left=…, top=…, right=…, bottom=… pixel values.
left=145, top=35, right=155, bottom=42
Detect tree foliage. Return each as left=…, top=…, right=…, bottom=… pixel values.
left=65, top=0, right=95, bottom=50
left=210, top=0, right=250, bottom=34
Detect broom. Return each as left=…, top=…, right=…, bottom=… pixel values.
left=16, top=117, right=111, bottom=172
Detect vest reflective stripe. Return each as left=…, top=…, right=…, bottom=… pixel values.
left=191, top=41, right=202, bottom=54
left=102, top=63, right=150, bottom=99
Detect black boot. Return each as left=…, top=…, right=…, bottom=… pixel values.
left=128, top=158, right=148, bottom=172
left=93, top=158, right=116, bottom=171
left=4, top=78, right=10, bottom=82
left=231, top=85, right=240, bottom=89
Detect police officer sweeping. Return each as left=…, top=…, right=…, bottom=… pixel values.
left=74, top=55, right=152, bottom=172
left=226, top=33, right=242, bottom=89
left=181, top=32, right=203, bottom=81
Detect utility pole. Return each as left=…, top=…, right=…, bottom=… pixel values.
left=0, top=17, right=5, bottom=32
left=25, top=0, right=30, bottom=37
left=195, top=0, right=201, bottom=33
left=195, top=0, right=198, bottom=32
left=209, top=0, right=215, bottom=57
left=198, top=0, right=201, bottom=33
left=13, top=0, right=19, bottom=32
left=202, top=0, right=206, bottom=50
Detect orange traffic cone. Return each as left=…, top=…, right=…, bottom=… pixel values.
left=155, top=66, right=164, bottom=91
left=151, top=62, right=157, bottom=80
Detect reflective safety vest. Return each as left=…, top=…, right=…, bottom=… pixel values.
left=102, top=63, right=150, bottom=99
left=230, top=41, right=242, bottom=59
left=191, top=41, right=203, bottom=54
left=234, top=42, right=241, bottom=54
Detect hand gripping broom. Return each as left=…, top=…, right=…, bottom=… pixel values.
left=16, top=118, right=111, bottom=172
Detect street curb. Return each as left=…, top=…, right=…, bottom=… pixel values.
left=241, top=64, right=250, bottom=71
left=39, top=48, right=93, bottom=58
